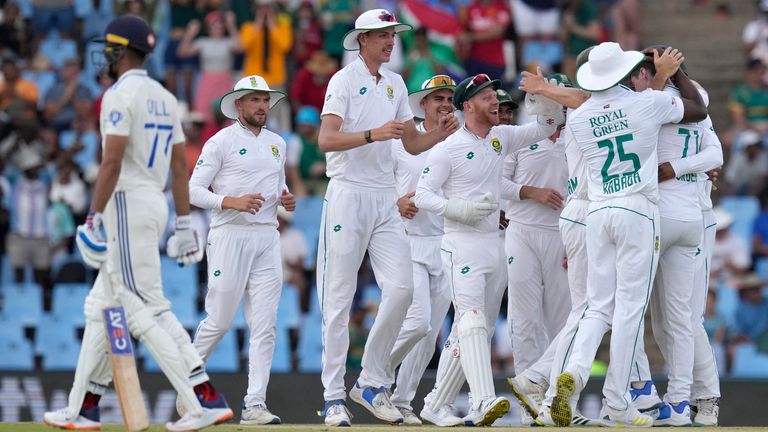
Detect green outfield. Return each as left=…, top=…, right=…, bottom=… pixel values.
left=4, top=426, right=768, bottom=432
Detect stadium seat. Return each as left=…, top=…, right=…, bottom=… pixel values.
left=0, top=336, right=34, bottom=370
left=161, top=257, right=198, bottom=327
left=0, top=313, right=26, bottom=341
left=39, top=30, right=78, bottom=69
left=272, top=284, right=301, bottom=372
left=715, top=282, right=739, bottom=328
left=36, top=313, right=80, bottom=356
left=719, top=196, right=760, bottom=254
left=2, top=283, right=43, bottom=326
left=756, top=257, right=768, bottom=280
left=59, top=129, right=100, bottom=174
left=205, top=330, right=239, bottom=372
left=297, top=310, right=323, bottom=373
left=52, top=283, right=90, bottom=322
left=292, top=196, right=324, bottom=268
left=731, top=343, right=768, bottom=378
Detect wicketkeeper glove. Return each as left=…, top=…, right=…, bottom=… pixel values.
left=166, top=215, right=203, bottom=266
left=76, top=211, right=107, bottom=269
left=443, top=192, right=499, bottom=226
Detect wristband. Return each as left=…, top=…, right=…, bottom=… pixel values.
left=364, top=129, right=373, bottom=143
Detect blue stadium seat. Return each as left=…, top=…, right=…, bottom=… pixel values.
left=715, top=282, right=739, bottom=328
left=39, top=30, right=78, bottom=70
left=205, top=330, right=239, bottom=372
left=1, top=255, right=12, bottom=287
left=272, top=284, right=301, bottom=372
left=161, top=257, right=198, bottom=327
left=52, top=283, right=90, bottom=323
left=2, top=283, right=43, bottom=326
left=756, top=257, right=768, bottom=280
left=0, top=336, right=34, bottom=370
left=731, top=343, right=768, bottom=378
left=0, top=313, right=26, bottom=340
left=137, top=342, right=161, bottom=372
left=719, top=196, right=760, bottom=254
left=59, top=130, right=100, bottom=173
left=36, top=313, right=80, bottom=356
left=292, top=196, right=324, bottom=268
left=20, top=70, right=56, bottom=107
left=297, top=311, right=323, bottom=372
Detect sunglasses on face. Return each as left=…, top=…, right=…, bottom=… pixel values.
left=378, top=11, right=396, bottom=22
left=469, top=73, right=491, bottom=90
left=425, top=75, right=456, bottom=88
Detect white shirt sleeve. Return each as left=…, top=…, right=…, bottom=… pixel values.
left=321, top=73, right=348, bottom=120
left=414, top=146, right=451, bottom=215
left=100, top=90, right=132, bottom=137
left=496, top=122, right=557, bottom=154
left=189, top=139, right=225, bottom=210
left=669, top=117, right=723, bottom=176
left=502, top=151, right=523, bottom=201
left=278, top=136, right=288, bottom=194
left=172, top=110, right=185, bottom=146
left=651, top=90, right=685, bottom=124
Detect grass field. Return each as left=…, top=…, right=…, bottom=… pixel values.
left=4, top=425, right=768, bottom=432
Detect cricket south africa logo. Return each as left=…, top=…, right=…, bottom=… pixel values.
left=271, top=145, right=280, bottom=160
left=104, top=307, right=133, bottom=355
left=249, top=77, right=259, bottom=87
left=386, top=85, right=394, bottom=101
left=490, top=138, right=501, bottom=154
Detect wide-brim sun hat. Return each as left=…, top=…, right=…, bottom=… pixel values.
left=408, top=75, right=457, bottom=119
left=342, top=9, right=412, bottom=51
left=576, top=42, right=644, bottom=92
left=713, top=206, right=734, bottom=231
left=453, top=73, right=501, bottom=110
left=219, top=75, right=287, bottom=120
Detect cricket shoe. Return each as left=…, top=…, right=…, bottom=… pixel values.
left=572, top=410, right=608, bottom=427
left=463, top=396, right=510, bottom=426
left=599, top=400, right=653, bottom=428
left=420, top=403, right=463, bottom=427
left=241, top=403, right=281, bottom=425
left=176, top=386, right=233, bottom=424
left=395, top=406, right=422, bottom=425
left=630, top=380, right=663, bottom=412
left=551, top=372, right=581, bottom=427
left=691, top=397, right=719, bottom=426
left=520, top=409, right=536, bottom=426
left=535, top=404, right=557, bottom=427
left=43, top=407, right=100, bottom=431
left=166, top=406, right=234, bottom=432
left=507, top=375, right=547, bottom=419
left=349, top=382, right=403, bottom=423
left=654, top=401, right=692, bottom=426
left=321, top=399, right=352, bottom=427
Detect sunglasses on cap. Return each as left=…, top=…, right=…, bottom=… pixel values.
left=378, top=11, right=396, bottom=22
left=468, top=73, right=491, bottom=90
left=425, top=75, right=456, bottom=88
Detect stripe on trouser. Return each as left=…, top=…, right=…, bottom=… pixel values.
left=116, top=192, right=143, bottom=301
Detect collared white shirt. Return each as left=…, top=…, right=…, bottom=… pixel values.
left=503, top=135, right=568, bottom=230
left=321, top=55, right=414, bottom=190
left=100, top=69, right=185, bottom=192
left=565, top=85, right=684, bottom=204
left=392, top=122, right=443, bottom=237
left=563, top=109, right=590, bottom=203
left=415, top=121, right=555, bottom=234
left=189, top=121, right=287, bottom=229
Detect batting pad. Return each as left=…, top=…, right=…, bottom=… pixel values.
left=428, top=338, right=466, bottom=411
left=458, top=309, right=495, bottom=409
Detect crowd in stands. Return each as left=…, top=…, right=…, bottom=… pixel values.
left=1, top=0, right=766, bottom=378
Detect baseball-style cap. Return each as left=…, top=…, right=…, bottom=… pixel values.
left=342, top=9, right=412, bottom=51
left=453, top=73, right=501, bottom=110
left=219, top=75, right=287, bottom=120
left=576, top=42, right=644, bottom=92
left=95, top=15, right=156, bottom=54
left=548, top=73, right=574, bottom=88
left=295, top=105, right=320, bottom=126
left=495, top=89, right=518, bottom=109
left=408, top=75, right=456, bottom=118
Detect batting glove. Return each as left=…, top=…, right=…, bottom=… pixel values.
left=76, top=211, right=107, bottom=269
left=525, top=92, right=562, bottom=116
left=166, top=215, right=203, bottom=266
left=444, top=192, right=499, bottom=226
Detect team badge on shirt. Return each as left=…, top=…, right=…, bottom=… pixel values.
left=109, top=110, right=122, bottom=126
left=386, top=85, right=394, bottom=101
left=490, top=137, right=501, bottom=154
left=271, top=145, right=280, bottom=160
left=655, top=235, right=660, bottom=251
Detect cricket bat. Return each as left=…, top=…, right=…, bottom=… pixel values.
left=104, top=305, right=150, bottom=431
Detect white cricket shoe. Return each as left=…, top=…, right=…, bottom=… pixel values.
left=420, top=404, right=463, bottom=427
left=166, top=407, right=232, bottom=432
left=572, top=410, right=608, bottom=427
left=535, top=404, right=557, bottom=427
left=600, top=400, right=653, bottom=428
left=551, top=372, right=581, bottom=427
left=43, top=408, right=100, bottom=431
left=507, top=375, right=547, bottom=419
left=654, top=401, right=692, bottom=427
left=396, top=406, right=422, bottom=425
left=692, top=397, right=719, bottom=426
left=349, top=382, right=403, bottom=423
left=629, top=380, right=663, bottom=412
left=463, top=396, right=510, bottom=426
left=323, top=400, right=352, bottom=427
left=241, top=404, right=281, bottom=425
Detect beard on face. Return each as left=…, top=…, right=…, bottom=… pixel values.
left=243, top=111, right=267, bottom=128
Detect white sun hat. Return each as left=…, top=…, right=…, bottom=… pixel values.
left=408, top=74, right=456, bottom=119
left=576, top=42, right=644, bottom=92
left=713, top=206, right=734, bottom=231
left=342, top=9, right=412, bottom=51
left=219, top=75, right=287, bottom=120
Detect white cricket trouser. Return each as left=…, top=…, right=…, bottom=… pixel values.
left=316, top=180, right=415, bottom=401
left=564, top=195, right=660, bottom=411
left=505, top=222, right=570, bottom=372
left=691, top=209, right=720, bottom=399
left=193, top=225, right=282, bottom=407
left=542, top=199, right=589, bottom=403
left=390, top=235, right=452, bottom=410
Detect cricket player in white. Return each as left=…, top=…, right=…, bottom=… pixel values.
left=44, top=15, right=233, bottom=432
left=550, top=42, right=707, bottom=428
left=188, top=75, right=296, bottom=425
left=387, top=75, right=456, bottom=425
left=623, top=51, right=724, bottom=426
left=316, top=9, right=460, bottom=426
left=415, top=73, right=560, bottom=426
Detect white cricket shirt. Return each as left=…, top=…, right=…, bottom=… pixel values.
left=563, top=109, right=590, bottom=203
left=189, top=121, right=287, bottom=229
left=321, top=55, right=414, bottom=191
left=503, top=135, right=568, bottom=230
left=100, top=69, right=185, bottom=192
left=392, top=123, right=443, bottom=237
left=565, top=85, right=683, bottom=204
left=414, top=122, right=556, bottom=234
